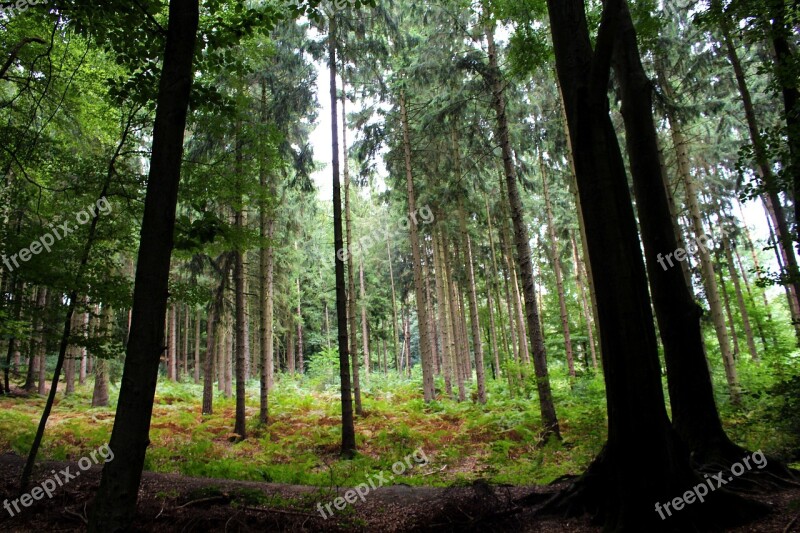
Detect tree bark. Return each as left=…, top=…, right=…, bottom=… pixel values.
left=329, top=15, right=356, bottom=458
left=540, top=154, right=575, bottom=376
left=399, top=88, right=435, bottom=402
left=342, top=86, right=363, bottom=414
left=89, top=2, right=199, bottom=527
left=486, top=25, right=558, bottom=436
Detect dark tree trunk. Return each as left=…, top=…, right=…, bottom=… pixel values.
left=611, top=1, right=745, bottom=464
left=329, top=15, right=356, bottom=458
left=88, top=1, right=199, bottom=529
left=542, top=1, right=758, bottom=528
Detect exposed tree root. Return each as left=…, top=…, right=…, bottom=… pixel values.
left=529, top=449, right=771, bottom=532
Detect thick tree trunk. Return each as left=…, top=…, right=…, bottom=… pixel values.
left=487, top=25, right=558, bottom=436
left=613, top=1, right=746, bottom=462
left=399, top=89, right=435, bottom=402
left=89, top=2, right=199, bottom=527
left=329, top=16, right=356, bottom=457
left=542, top=1, right=748, bottom=527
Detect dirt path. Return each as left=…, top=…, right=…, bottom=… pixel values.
left=0, top=453, right=797, bottom=532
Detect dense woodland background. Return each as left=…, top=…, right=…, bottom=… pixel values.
left=1, top=0, right=799, bottom=531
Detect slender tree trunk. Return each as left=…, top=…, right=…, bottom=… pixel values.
left=570, top=232, right=597, bottom=369
left=433, top=229, right=454, bottom=397
left=168, top=305, right=177, bottom=380
left=723, top=229, right=759, bottom=361
left=540, top=154, right=575, bottom=376
left=387, top=239, right=400, bottom=372
left=399, top=89, right=435, bottom=402
left=329, top=16, right=356, bottom=457
left=717, top=18, right=800, bottom=342
left=444, top=237, right=466, bottom=402
left=490, top=43, right=558, bottom=418
left=234, top=148, right=248, bottom=439
left=358, top=251, right=370, bottom=377
left=342, top=87, right=363, bottom=414
left=202, top=306, right=216, bottom=415
left=24, top=287, right=46, bottom=392
left=662, top=91, right=740, bottom=402
left=458, top=207, right=486, bottom=403
left=194, top=309, right=201, bottom=384
left=92, top=304, right=111, bottom=407
left=296, top=275, right=304, bottom=374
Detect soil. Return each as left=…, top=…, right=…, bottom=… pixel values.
left=0, top=453, right=798, bottom=532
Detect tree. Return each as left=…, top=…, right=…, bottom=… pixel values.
left=89, top=0, right=200, bottom=528
left=329, top=14, right=357, bottom=459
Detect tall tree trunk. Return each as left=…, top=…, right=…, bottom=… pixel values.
left=342, top=86, right=363, bottom=415
left=613, top=1, right=746, bottom=462
left=183, top=304, right=190, bottom=380
left=329, top=15, right=356, bottom=458
left=541, top=1, right=749, bottom=526
left=399, top=88, right=435, bottom=402
left=234, top=146, right=248, bottom=439
left=433, top=229, right=454, bottom=397
left=89, top=2, right=199, bottom=526
left=540, top=154, right=575, bottom=377
left=570, top=232, right=597, bottom=369
left=168, top=305, right=177, bottom=380
left=487, top=25, right=558, bottom=435
left=716, top=15, right=800, bottom=342
left=202, top=306, right=216, bottom=415
left=387, top=239, right=400, bottom=372
left=444, top=237, right=466, bottom=402
left=194, top=308, right=201, bottom=384
left=296, top=274, right=304, bottom=374
left=358, top=252, right=370, bottom=377
left=722, top=228, right=759, bottom=362
left=765, top=0, right=800, bottom=231
left=79, top=309, right=88, bottom=385
left=92, top=304, right=111, bottom=408
left=484, top=196, right=511, bottom=376
left=24, top=287, right=46, bottom=392
left=458, top=207, right=487, bottom=403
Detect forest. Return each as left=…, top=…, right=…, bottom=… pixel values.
left=1, top=0, right=799, bottom=531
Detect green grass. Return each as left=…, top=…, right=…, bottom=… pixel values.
left=0, top=354, right=797, bottom=489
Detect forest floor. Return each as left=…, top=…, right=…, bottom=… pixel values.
left=0, top=453, right=799, bottom=531
left=0, top=365, right=799, bottom=531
